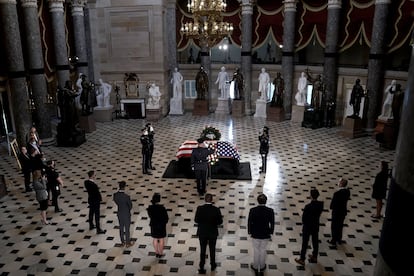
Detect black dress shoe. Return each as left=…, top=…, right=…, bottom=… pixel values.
left=198, top=268, right=206, bottom=274
left=89, top=225, right=96, bottom=230
left=97, top=229, right=106, bottom=234
left=55, top=208, right=63, bottom=213
left=211, top=263, right=217, bottom=270
left=151, top=166, right=156, bottom=170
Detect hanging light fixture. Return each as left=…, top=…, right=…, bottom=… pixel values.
left=180, top=0, right=234, bottom=48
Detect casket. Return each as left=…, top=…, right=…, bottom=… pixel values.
left=176, top=140, right=240, bottom=176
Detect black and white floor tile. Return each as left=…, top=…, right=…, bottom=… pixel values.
left=0, top=114, right=395, bottom=275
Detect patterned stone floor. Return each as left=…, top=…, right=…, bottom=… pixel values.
left=0, top=114, right=395, bottom=275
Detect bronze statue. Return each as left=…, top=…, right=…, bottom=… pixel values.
left=232, top=68, right=244, bottom=100
left=271, top=72, right=284, bottom=107
left=195, top=66, right=209, bottom=100
left=349, top=79, right=364, bottom=118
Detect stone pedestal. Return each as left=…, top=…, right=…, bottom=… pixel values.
left=93, top=105, right=113, bottom=122
left=231, top=100, right=245, bottom=117
left=254, top=99, right=267, bottom=118
left=375, top=119, right=397, bottom=149
left=339, top=117, right=365, bottom=138
left=192, top=99, right=209, bottom=116
left=169, top=98, right=183, bottom=115
left=291, top=105, right=305, bottom=123
left=146, top=108, right=162, bottom=121
left=267, top=106, right=285, bottom=122
left=302, top=109, right=324, bottom=129
left=79, top=114, right=96, bottom=133
left=215, top=98, right=230, bottom=114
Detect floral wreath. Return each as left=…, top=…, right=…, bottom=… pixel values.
left=200, top=125, right=221, bottom=141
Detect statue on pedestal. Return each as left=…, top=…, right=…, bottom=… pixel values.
left=271, top=72, right=284, bottom=107
left=195, top=66, right=209, bottom=100
left=80, top=75, right=95, bottom=115
left=171, top=67, right=183, bottom=99
left=147, top=83, right=161, bottom=109
left=349, top=79, right=364, bottom=118
left=305, top=70, right=324, bottom=110
left=258, top=68, right=270, bottom=101
left=379, top=80, right=398, bottom=120
left=215, top=66, right=229, bottom=99
left=295, top=72, right=307, bottom=106
left=232, top=67, right=244, bottom=100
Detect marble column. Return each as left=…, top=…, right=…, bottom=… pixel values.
left=20, top=0, right=52, bottom=140
left=48, top=0, right=70, bottom=87
left=373, top=35, right=414, bottom=276
left=71, top=0, right=88, bottom=76
left=167, top=0, right=177, bottom=105
left=365, top=0, right=391, bottom=131
left=281, top=0, right=297, bottom=120
left=240, top=0, right=253, bottom=115
left=200, top=44, right=212, bottom=112
left=0, top=0, right=32, bottom=146
left=323, top=0, right=341, bottom=104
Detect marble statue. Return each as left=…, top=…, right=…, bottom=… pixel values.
left=258, top=68, right=270, bottom=101
left=147, top=83, right=161, bottom=109
left=171, top=67, right=183, bottom=99
left=97, top=79, right=112, bottom=107
left=295, top=72, right=307, bottom=106
left=75, top=73, right=83, bottom=109
left=215, top=66, right=229, bottom=99
left=379, top=79, right=397, bottom=120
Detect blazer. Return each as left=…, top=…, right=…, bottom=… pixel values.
left=84, top=179, right=102, bottom=205
left=330, top=188, right=350, bottom=217
left=147, top=204, right=169, bottom=227
left=302, top=200, right=324, bottom=232
left=113, top=190, right=132, bottom=220
left=248, top=205, right=275, bottom=239
left=195, top=203, right=223, bottom=238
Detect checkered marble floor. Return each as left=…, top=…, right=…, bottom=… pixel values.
left=0, top=114, right=395, bottom=276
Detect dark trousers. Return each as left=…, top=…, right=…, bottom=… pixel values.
left=142, top=152, right=150, bottom=173
left=194, top=169, right=207, bottom=193
left=51, top=189, right=60, bottom=211
left=118, top=216, right=131, bottom=243
left=89, top=202, right=101, bottom=230
left=260, top=153, right=267, bottom=172
left=199, top=237, right=217, bottom=269
left=331, top=213, right=346, bottom=243
left=23, top=171, right=31, bottom=191
left=300, top=228, right=319, bottom=259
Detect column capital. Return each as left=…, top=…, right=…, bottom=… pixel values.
left=239, top=0, right=255, bottom=15
left=0, top=0, right=17, bottom=4
left=283, top=0, right=297, bottom=12
left=71, top=0, right=87, bottom=7
left=375, top=0, right=391, bottom=4
left=328, top=0, right=341, bottom=9
left=48, top=0, right=64, bottom=13
left=20, top=0, right=38, bottom=8
left=71, top=0, right=86, bottom=16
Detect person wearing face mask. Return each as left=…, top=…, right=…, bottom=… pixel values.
left=140, top=127, right=152, bottom=175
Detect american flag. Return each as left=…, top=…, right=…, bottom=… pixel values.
left=176, top=140, right=240, bottom=160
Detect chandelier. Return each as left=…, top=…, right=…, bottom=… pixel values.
left=180, top=0, right=234, bottom=48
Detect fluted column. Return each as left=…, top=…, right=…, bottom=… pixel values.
left=21, top=0, right=52, bottom=139
left=365, top=0, right=391, bottom=131
left=240, top=0, right=253, bottom=115
left=374, top=32, right=414, bottom=276
left=48, top=0, right=70, bottom=87
left=281, top=0, right=297, bottom=120
left=71, top=0, right=88, bottom=76
left=323, top=0, right=341, bottom=104
left=0, top=0, right=32, bottom=146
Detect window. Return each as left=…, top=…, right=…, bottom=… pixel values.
left=184, top=80, right=197, bottom=99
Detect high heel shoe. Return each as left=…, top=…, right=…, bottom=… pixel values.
left=41, top=220, right=49, bottom=225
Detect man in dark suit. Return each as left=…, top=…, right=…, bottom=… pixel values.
left=258, top=126, right=269, bottom=173
left=84, top=170, right=105, bottom=234
left=113, top=181, right=133, bottom=247
left=295, top=188, right=324, bottom=266
left=248, top=193, right=275, bottom=274
left=140, top=128, right=152, bottom=175
left=194, top=193, right=223, bottom=274
left=328, top=178, right=351, bottom=247
left=146, top=123, right=155, bottom=170
left=191, top=138, right=214, bottom=196
left=45, top=160, right=63, bottom=212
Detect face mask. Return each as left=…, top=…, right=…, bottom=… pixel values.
left=143, top=131, right=148, bottom=136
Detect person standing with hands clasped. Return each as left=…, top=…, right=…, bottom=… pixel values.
left=371, top=161, right=390, bottom=219
left=113, top=181, right=133, bottom=247
left=248, top=194, right=275, bottom=275
left=328, top=178, right=350, bottom=247
left=140, top=127, right=152, bottom=175
left=295, top=188, right=324, bottom=266
left=195, top=193, right=223, bottom=274
left=258, top=126, right=269, bottom=174
left=191, top=138, right=214, bottom=196
left=84, top=170, right=106, bottom=234
left=147, top=193, right=169, bottom=258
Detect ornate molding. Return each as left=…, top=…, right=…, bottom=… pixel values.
left=283, top=0, right=297, bottom=12
left=328, top=0, right=341, bottom=9
left=241, top=3, right=253, bottom=15
left=71, top=5, right=84, bottom=16
left=21, top=0, right=38, bottom=7
left=48, top=0, right=64, bottom=13
left=71, top=0, right=87, bottom=7
left=375, top=0, right=391, bottom=4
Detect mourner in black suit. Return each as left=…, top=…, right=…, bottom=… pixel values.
left=146, top=123, right=156, bottom=170
left=194, top=193, right=223, bottom=274
left=328, top=178, right=350, bottom=246
left=113, top=181, right=133, bottom=247
left=140, top=128, right=152, bottom=175
left=295, top=188, right=324, bottom=266
left=19, top=146, right=32, bottom=192
left=45, top=160, right=63, bottom=212
left=258, top=126, right=269, bottom=173
left=191, top=138, right=214, bottom=196
left=248, top=194, right=275, bottom=273
left=84, top=170, right=105, bottom=234
left=147, top=192, right=169, bottom=258
left=371, top=161, right=389, bottom=219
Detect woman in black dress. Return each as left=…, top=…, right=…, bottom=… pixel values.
left=32, top=170, right=49, bottom=225
left=372, top=161, right=389, bottom=219
left=147, top=193, right=169, bottom=257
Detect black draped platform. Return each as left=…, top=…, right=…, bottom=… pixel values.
left=162, top=158, right=251, bottom=180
